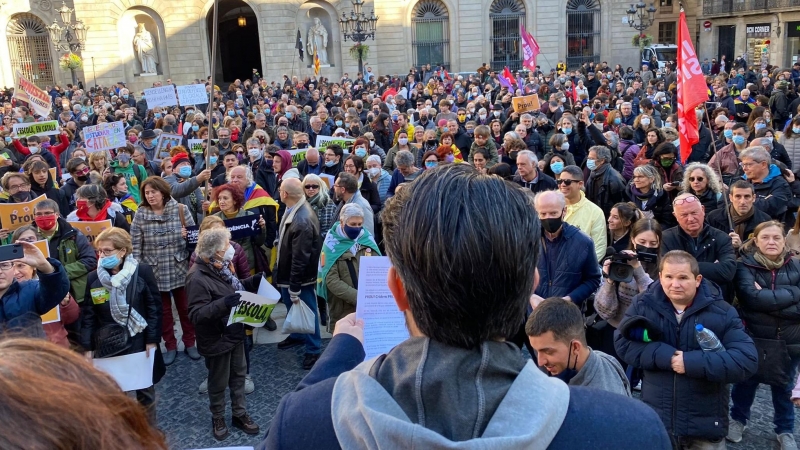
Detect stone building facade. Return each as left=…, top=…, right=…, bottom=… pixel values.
left=1, top=0, right=697, bottom=92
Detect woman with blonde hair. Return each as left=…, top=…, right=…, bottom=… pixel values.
left=680, top=162, right=723, bottom=213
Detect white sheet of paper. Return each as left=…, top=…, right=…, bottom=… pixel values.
left=355, top=256, right=409, bottom=359
left=93, top=351, right=155, bottom=392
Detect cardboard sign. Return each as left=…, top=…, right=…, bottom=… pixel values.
left=0, top=194, right=45, bottom=230
left=82, top=122, right=126, bottom=153
left=143, top=86, right=178, bottom=108
left=188, top=139, right=204, bottom=154
left=67, top=220, right=112, bottom=244
left=13, top=121, right=59, bottom=138
left=315, top=135, right=355, bottom=153
left=32, top=238, right=59, bottom=324
left=176, top=84, right=208, bottom=106
left=227, top=275, right=281, bottom=327
left=14, top=71, right=52, bottom=117
left=512, top=94, right=541, bottom=113
left=185, top=214, right=261, bottom=245
left=49, top=168, right=57, bottom=183
left=156, top=133, right=182, bottom=155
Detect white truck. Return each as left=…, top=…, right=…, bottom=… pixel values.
left=641, top=44, right=678, bottom=69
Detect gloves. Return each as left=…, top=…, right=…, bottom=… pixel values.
left=289, top=289, right=301, bottom=304
left=222, top=293, right=242, bottom=308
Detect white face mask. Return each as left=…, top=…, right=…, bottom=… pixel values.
left=223, top=244, right=235, bottom=262
left=561, top=142, right=570, bottom=151
left=28, top=146, right=39, bottom=154
left=367, top=167, right=380, bottom=178
left=248, top=148, right=262, bottom=159
left=641, top=118, right=651, bottom=126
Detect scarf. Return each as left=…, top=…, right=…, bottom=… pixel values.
left=76, top=200, right=112, bottom=221
left=96, top=256, right=148, bottom=336
left=729, top=204, right=754, bottom=239
left=316, top=222, right=381, bottom=301
left=214, top=261, right=244, bottom=291
left=753, top=249, right=788, bottom=271
left=307, top=192, right=330, bottom=210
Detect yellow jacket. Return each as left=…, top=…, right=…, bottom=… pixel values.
left=564, top=191, right=607, bottom=262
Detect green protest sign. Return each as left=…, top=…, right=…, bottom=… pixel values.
left=12, top=120, right=59, bottom=138
left=315, top=135, right=355, bottom=153
left=188, top=139, right=204, bottom=154
left=226, top=275, right=280, bottom=327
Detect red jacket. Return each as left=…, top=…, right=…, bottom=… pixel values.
left=14, top=132, right=70, bottom=171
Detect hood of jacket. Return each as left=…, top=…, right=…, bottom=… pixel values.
left=331, top=337, right=570, bottom=449
left=761, top=163, right=783, bottom=184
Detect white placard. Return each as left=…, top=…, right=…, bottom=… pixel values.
left=355, top=256, right=409, bottom=359
left=143, top=85, right=178, bottom=108
left=82, top=121, right=126, bottom=153
left=176, top=84, right=208, bottom=106
left=93, top=351, right=156, bottom=392
left=226, top=275, right=281, bottom=327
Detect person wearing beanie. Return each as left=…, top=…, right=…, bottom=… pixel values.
left=164, top=148, right=211, bottom=225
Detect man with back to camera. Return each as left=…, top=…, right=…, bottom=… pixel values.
left=259, top=164, right=669, bottom=449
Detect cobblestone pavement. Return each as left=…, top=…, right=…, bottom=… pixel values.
left=157, top=340, right=798, bottom=449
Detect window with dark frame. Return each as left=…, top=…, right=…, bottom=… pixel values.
left=658, top=21, right=676, bottom=44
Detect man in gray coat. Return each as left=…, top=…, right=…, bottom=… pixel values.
left=332, top=172, right=374, bottom=236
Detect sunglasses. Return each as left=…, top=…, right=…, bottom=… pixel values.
left=688, top=177, right=705, bottom=182
left=673, top=195, right=699, bottom=206
left=304, top=184, right=320, bottom=190
left=556, top=179, right=579, bottom=186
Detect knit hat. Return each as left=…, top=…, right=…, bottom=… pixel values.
left=171, top=151, right=191, bottom=168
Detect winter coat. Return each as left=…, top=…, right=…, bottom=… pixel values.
left=47, top=218, right=98, bottom=302
left=690, top=188, right=722, bottom=214
left=745, top=164, right=792, bottom=220
left=130, top=199, right=196, bottom=292
left=274, top=198, right=322, bottom=292
left=535, top=222, right=602, bottom=307
left=190, top=241, right=249, bottom=279
left=0, top=258, right=69, bottom=334
left=213, top=209, right=266, bottom=275
left=512, top=171, right=557, bottom=194
left=661, top=224, right=736, bottom=300
left=325, top=246, right=374, bottom=331
left=779, top=135, right=800, bottom=169
left=620, top=140, right=641, bottom=180
left=735, top=254, right=800, bottom=357
left=164, top=174, right=205, bottom=226
left=615, top=280, right=757, bottom=440
left=186, top=258, right=261, bottom=357
left=706, top=206, right=771, bottom=241
left=585, top=164, right=627, bottom=219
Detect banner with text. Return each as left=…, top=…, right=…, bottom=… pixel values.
left=33, top=240, right=60, bottom=324
left=315, top=135, right=355, bottom=154
left=83, top=122, right=126, bottom=153
left=14, top=71, right=52, bottom=117
left=185, top=214, right=261, bottom=245
left=68, top=220, right=112, bottom=244
left=188, top=139, right=204, bottom=154
left=0, top=194, right=45, bottom=230
left=512, top=94, right=541, bottom=113
left=13, top=121, right=59, bottom=138
left=227, top=275, right=281, bottom=327
left=176, top=84, right=208, bottom=106
left=143, top=86, right=178, bottom=108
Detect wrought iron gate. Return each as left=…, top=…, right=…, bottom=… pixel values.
left=490, top=0, right=525, bottom=71
left=7, top=13, right=54, bottom=87
left=566, top=0, right=601, bottom=69
left=411, top=0, right=450, bottom=70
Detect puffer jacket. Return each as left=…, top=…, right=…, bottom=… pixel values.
left=535, top=222, right=602, bottom=306
left=0, top=258, right=69, bottom=333
left=735, top=253, right=800, bottom=357
left=780, top=134, right=800, bottom=169
left=747, top=164, right=792, bottom=220
left=615, top=280, right=757, bottom=440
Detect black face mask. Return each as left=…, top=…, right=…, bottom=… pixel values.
left=635, top=244, right=659, bottom=254
left=296, top=142, right=308, bottom=149
left=76, top=175, right=89, bottom=182
left=541, top=217, right=563, bottom=234
left=11, top=191, right=31, bottom=202
left=426, top=139, right=437, bottom=146
left=555, top=341, right=579, bottom=383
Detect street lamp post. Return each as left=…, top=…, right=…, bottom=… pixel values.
left=46, top=2, right=88, bottom=85
left=339, top=0, right=378, bottom=75
left=626, top=2, right=657, bottom=34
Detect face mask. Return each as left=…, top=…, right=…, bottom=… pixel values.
left=550, top=161, right=565, bottom=174
left=34, top=215, right=57, bottom=231
left=458, top=114, right=466, bottom=121
left=445, top=154, right=455, bottom=163
left=223, top=244, right=235, bottom=262
left=11, top=191, right=31, bottom=202
left=100, top=254, right=120, bottom=269
left=660, top=159, right=674, bottom=168
left=479, top=114, right=487, bottom=120
left=425, top=161, right=437, bottom=169
left=325, top=160, right=336, bottom=168
left=28, top=146, right=39, bottom=154
left=248, top=148, right=262, bottom=159
left=15, top=118, right=22, bottom=123
left=723, top=129, right=733, bottom=139
left=286, top=112, right=293, bottom=120
left=76, top=199, right=89, bottom=211
left=81, top=116, right=89, bottom=122
left=3, top=137, right=10, bottom=143
left=128, top=134, right=138, bottom=144
left=155, top=113, right=162, bottom=119
left=398, top=138, right=409, bottom=145
left=353, top=147, right=367, bottom=158
left=367, top=167, right=380, bottom=178
left=192, top=125, right=200, bottom=132
left=177, top=166, right=192, bottom=178
left=493, top=111, right=501, bottom=117
left=554, top=342, right=579, bottom=384
left=641, top=118, right=650, bottom=126
left=672, top=139, right=680, bottom=147
left=123, top=94, right=129, bottom=99
left=586, top=159, right=597, bottom=170
left=117, top=154, right=130, bottom=165
left=793, top=127, right=800, bottom=134
left=426, top=139, right=438, bottom=146
left=664, top=123, right=674, bottom=129
left=335, top=120, right=343, bottom=127
left=755, top=123, right=766, bottom=132
left=343, top=225, right=362, bottom=240
left=561, top=142, right=570, bottom=151
left=732, top=135, right=746, bottom=146
left=541, top=217, right=563, bottom=234
left=635, top=244, right=659, bottom=255
left=767, top=136, right=774, bottom=143
left=76, top=174, right=89, bottom=182
left=562, top=127, right=572, bottom=135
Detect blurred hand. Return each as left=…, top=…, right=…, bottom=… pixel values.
left=181, top=227, right=187, bottom=238
left=84, top=351, right=93, bottom=362
left=729, top=232, right=742, bottom=249
left=14, top=241, right=52, bottom=274
left=333, top=313, right=365, bottom=345
left=663, top=183, right=676, bottom=192
left=529, top=294, right=545, bottom=310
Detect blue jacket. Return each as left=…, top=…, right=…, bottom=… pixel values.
left=259, top=334, right=671, bottom=450
left=614, top=279, right=758, bottom=441
left=535, top=222, right=601, bottom=306
left=0, top=258, right=70, bottom=333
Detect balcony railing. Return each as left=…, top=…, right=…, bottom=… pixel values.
left=703, top=0, right=800, bottom=16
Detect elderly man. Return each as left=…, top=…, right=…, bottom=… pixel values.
left=619, top=102, right=635, bottom=126
left=296, top=147, right=322, bottom=177
left=559, top=166, right=607, bottom=262
left=333, top=172, right=374, bottom=236
left=285, top=105, right=306, bottom=133
left=387, top=150, right=421, bottom=197
left=585, top=146, right=626, bottom=219
left=615, top=251, right=756, bottom=450
left=662, top=193, right=736, bottom=300
left=734, top=88, right=756, bottom=123
left=243, top=113, right=269, bottom=142
left=414, top=107, right=435, bottom=131
left=261, top=164, right=669, bottom=449
left=512, top=150, right=556, bottom=193
left=706, top=180, right=771, bottom=251
left=216, top=127, right=234, bottom=156
left=738, top=146, right=791, bottom=220
left=274, top=178, right=323, bottom=370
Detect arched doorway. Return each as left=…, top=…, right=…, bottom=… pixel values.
left=6, top=13, right=54, bottom=87
left=411, top=0, right=450, bottom=70
left=566, top=0, right=600, bottom=69
left=207, top=0, right=262, bottom=83
left=490, top=0, right=525, bottom=71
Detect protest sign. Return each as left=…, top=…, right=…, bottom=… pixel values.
left=143, top=86, right=178, bottom=108
left=67, top=220, right=112, bottom=244
left=14, top=71, right=51, bottom=117
left=156, top=133, right=183, bottom=155
left=287, top=149, right=307, bottom=165
left=176, top=84, right=208, bottom=106
left=512, top=94, right=541, bottom=113
left=0, top=194, right=45, bottom=230
left=48, top=168, right=57, bottom=182
left=227, top=275, right=280, bottom=327
left=12, top=120, right=59, bottom=138
left=82, top=121, right=126, bottom=153
left=315, top=135, right=355, bottom=153
left=186, top=215, right=261, bottom=245
left=188, top=139, right=204, bottom=154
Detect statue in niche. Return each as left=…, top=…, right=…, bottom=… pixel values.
left=307, top=17, right=329, bottom=66
left=133, top=23, right=159, bottom=74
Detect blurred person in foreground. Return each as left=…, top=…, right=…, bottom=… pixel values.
left=259, top=164, right=670, bottom=449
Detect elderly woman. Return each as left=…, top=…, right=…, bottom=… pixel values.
left=273, top=127, right=293, bottom=149
left=130, top=176, right=198, bottom=365
left=303, top=173, right=337, bottom=239
left=67, top=183, right=130, bottom=231
left=81, top=227, right=162, bottom=424
left=731, top=221, right=800, bottom=447
left=680, top=163, right=723, bottom=213
left=186, top=227, right=261, bottom=440
left=316, top=204, right=381, bottom=332
left=211, top=183, right=267, bottom=274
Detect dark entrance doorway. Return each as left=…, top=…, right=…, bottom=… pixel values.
left=717, top=25, right=736, bottom=63
left=207, top=0, right=261, bottom=83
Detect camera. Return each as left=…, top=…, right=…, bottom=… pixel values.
left=606, top=250, right=658, bottom=283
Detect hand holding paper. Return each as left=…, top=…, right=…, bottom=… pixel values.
left=333, top=313, right=365, bottom=345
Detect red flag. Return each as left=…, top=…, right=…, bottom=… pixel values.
left=503, top=67, right=515, bottom=85
left=520, top=24, right=540, bottom=72
left=676, top=9, right=708, bottom=164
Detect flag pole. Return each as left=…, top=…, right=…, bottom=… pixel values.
left=204, top=0, right=219, bottom=205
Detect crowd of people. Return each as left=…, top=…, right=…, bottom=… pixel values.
left=1, top=57, right=800, bottom=448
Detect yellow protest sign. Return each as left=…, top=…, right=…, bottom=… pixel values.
left=512, top=94, right=541, bottom=113
left=41, top=306, right=60, bottom=324
left=67, top=220, right=112, bottom=245
left=0, top=194, right=45, bottom=230
left=32, top=239, right=50, bottom=258
left=49, top=167, right=57, bottom=182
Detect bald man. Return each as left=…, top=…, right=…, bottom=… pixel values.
left=297, top=147, right=322, bottom=177
left=274, top=177, right=324, bottom=369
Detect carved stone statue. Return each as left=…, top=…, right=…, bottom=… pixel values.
left=307, top=18, right=329, bottom=66
left=133, top=23, right=158, bottom=74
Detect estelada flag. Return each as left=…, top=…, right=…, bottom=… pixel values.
left=313, top=51, right=320, bottom=76
left=676, top=9, right=708, bottom=164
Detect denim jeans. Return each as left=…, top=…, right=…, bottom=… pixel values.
left=279, top=285, right=321, bottom=354
left=731, top=355, right=800, bottom=435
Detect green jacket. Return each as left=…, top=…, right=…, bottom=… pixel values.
left=109, top=161, right=147, bottom=204
left=45, top=219, right=98, bottom=302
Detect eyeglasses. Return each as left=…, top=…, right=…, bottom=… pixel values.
left=556, top=179, right=579, bottom=186
left=73, top=167, right=90, bottom=175
left=0, top=261, right=13, bottom=271
left=673, top=195, right=699, bottom=206
left=304, top=184, right=319, bottom=190
left=33, top=212, right=56, bottom=218
left=7, top=182, right=30, bottom=193
left=688, top=177, right=705, bottom=182
left=740, top=161, right=763, bottom=168
left=97, top=248, right=120, bottom=257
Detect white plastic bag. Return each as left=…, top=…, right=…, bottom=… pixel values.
left=281, top=298, right=316, bottom=334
